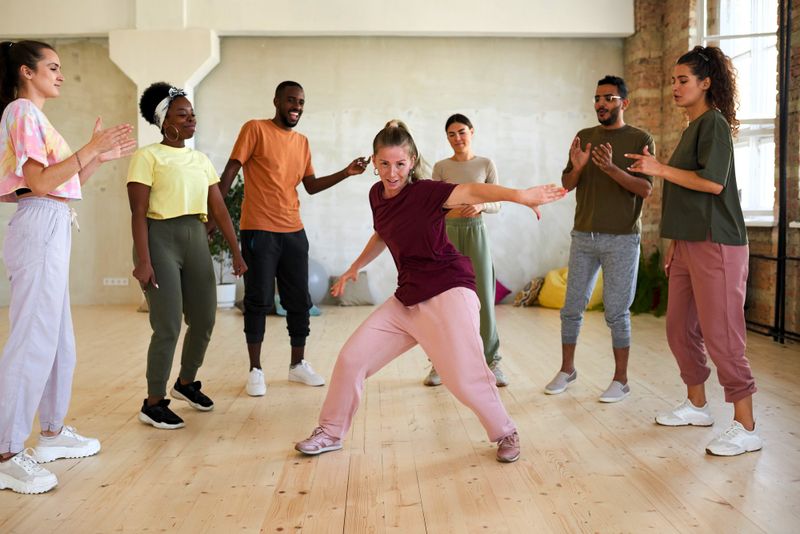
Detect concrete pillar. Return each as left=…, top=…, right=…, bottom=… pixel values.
left=109, top=0, right=219, bottom=147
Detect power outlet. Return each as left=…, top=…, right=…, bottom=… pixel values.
left=103, top=277, right=130, bottom=286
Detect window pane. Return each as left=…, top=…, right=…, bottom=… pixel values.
left=706, top=0, right=778, bottom=36
left=706, top=35, right=778, bottom=120
left=734, top=129, right=775, bottom=212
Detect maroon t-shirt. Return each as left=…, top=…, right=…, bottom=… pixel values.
left=369, top=180, right=476, bottom=306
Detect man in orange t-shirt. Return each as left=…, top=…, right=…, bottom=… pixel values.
left=218, top=81, right=367, bottom=396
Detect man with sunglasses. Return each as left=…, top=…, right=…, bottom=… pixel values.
left=544, top=75, right=655, bottom=403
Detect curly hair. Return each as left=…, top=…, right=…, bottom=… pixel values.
left=677, top=45, right=739, bottom=135
left=138, top=81, right=174, bottom=126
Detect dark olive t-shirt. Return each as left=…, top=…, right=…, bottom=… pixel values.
left=563, top=125, right=655, bottom=235
left=661, top=109, right=747, bottom=245
left=369, top=180, right=476, bottom=306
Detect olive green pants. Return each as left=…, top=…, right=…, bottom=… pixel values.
left=445, top=217, right=500, bottom=364
left=136, top=216, right=217, bottom=397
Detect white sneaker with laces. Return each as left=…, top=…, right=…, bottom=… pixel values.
left=0, top=449, right=58, bottom=494
left=33, top=426, right=101, bottom=463
left=246, top=368, right=267, bottom=396
left=655, top=399, right=714, bottom=427
left=288, top=360, right=325, bottom=386
left=706, top=421, right=763, bottom=456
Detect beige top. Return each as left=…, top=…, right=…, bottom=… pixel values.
left=432, top=156, right=500, bottom=215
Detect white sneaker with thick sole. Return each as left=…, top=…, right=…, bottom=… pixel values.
left=33, top=426, right=101, bottom=463
left=706, top=421, right=763, bottom=456
left=655, top=399, right=714, bottom=427
left=0, top=449, right=58, bottom=494
left=288, top=360, right=325, bottom=386
left=246, top=368, right=267, bottom=396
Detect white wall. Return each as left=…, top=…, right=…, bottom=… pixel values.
left=1, top=0, right=633, bottom=38
left=0, top=33, right=622, bottom=305
left=196, top=37, right=621, bottom=302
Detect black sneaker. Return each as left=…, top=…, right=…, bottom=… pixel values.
left=170, top=380, right=214, bottom=411
left=138, top=399, right=185, bottom=430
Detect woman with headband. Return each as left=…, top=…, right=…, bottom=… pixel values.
left=0, top=40, right=135, bottom=494
left=127, top=82, right=246, bottom=430
left=626, top=46, right=762, bottom=456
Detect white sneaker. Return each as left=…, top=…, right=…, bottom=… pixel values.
left=246, top=368, right=267, bottom=396
left=33, top=426, right=101, bottom=463
left=706, top=421, right=763, bottom=456
left=288, top=360, right=325, bottom=386
left=0, top=449, right=58, bottom=494
left=655, top=399, right=714, bottom=427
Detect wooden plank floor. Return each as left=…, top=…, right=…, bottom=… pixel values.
left=0, top=304, right=798, bottom=533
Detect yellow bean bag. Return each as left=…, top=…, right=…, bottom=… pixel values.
left=537, top=267, right=603, bottom=310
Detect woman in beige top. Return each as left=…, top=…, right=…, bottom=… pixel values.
left=427, top=114, right=506, bottom=387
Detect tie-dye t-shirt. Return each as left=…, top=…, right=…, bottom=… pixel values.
left=0, top=98, right=81, bottom=202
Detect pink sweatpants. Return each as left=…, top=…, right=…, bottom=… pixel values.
left=319, top=287, right=516, bottom=442
left=666, top=239, right=756, bottom=403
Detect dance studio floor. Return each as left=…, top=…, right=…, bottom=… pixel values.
left=0, top=304, right=798, bottom=533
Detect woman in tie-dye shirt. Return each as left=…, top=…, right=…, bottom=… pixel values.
left=0, top=40, right=135, bottom=495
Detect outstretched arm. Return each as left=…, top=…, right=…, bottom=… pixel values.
left=626, top=146, right=723, bottom=194
left=330, top=232, right=386, bottom=297
left=302, top=157, right=369, bottom=195
left=444, top=182, right=567, bottom=220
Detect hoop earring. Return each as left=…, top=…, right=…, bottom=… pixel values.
left=164, top=124, right=180, bottom=142
left=373, top=168, right=379, bottom=176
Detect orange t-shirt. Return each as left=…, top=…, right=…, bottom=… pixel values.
left=229, top=119, right=315, bottom=232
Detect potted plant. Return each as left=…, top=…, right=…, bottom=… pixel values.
left=208, top=174, right=244, bottom=308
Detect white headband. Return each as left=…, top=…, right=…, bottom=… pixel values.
left=153, top=87, right=187, bottom=129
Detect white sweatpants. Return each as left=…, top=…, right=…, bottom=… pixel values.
left=0, top=197, right=76, bottom=454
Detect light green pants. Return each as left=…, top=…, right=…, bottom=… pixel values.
left=445, top=217, right=500, bottom=364
left=135, top=216, right=217, bottom=397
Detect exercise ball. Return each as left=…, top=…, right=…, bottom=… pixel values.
left=308, top=258, right=329, bottom=305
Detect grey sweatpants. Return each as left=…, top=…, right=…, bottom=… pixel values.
left=560, top=231, right=640, bottom=348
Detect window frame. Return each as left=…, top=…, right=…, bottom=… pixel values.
left=695, top=0, right=778, bottom=221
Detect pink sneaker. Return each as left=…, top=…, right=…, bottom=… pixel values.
left=295, top=427, right=343, bottom=455
left=496, top=431, right=520, bottom=463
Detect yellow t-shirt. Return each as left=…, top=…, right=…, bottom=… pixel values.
left=127, top=143, right=219, bottom=220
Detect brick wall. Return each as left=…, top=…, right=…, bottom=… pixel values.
left=624, top=0, right=800, bottom=336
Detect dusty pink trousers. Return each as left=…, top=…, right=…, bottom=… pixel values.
left=666, top=239, right=756, bottom=403
left=319, top=287, right=516, bottom=442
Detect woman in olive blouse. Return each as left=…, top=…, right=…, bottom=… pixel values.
left=626, top=46, right=761, bottom=457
